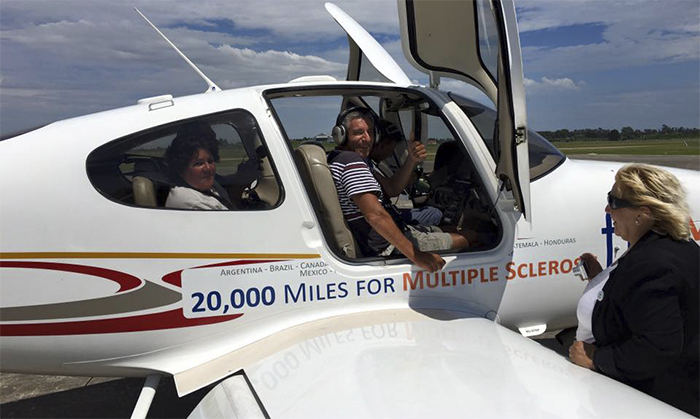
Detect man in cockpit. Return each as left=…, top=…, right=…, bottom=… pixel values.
left=370, top=120, right=443, bottom=227
left=327, top=107, right=476, bottom=272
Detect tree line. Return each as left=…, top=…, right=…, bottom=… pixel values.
left=538, top=125, right=700, bottom=142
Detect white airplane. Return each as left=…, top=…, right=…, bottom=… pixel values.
left=1, top=1, right=698, bottom=418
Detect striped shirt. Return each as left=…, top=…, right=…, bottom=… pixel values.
left=328, top=150, right=389, bottom=255
left=329, top=150, right=383, bottom=220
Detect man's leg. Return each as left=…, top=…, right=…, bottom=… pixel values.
left=448, top=229, right=478, bottom=249
left=400, top=206, right=443, bottom=226
left=402, top=225, right=453, bottom=252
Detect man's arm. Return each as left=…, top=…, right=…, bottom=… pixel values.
left=352, top=192, right=444, bottom=272
left=375, top=142, right=426, bottom=197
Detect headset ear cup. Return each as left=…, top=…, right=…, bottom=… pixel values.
left=332, top=125, right=346, bottom=145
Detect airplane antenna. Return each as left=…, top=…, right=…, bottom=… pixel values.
left=134, top=8, right=221, bottom=93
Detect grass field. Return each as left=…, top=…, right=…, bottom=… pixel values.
left=130, top=137, right=698, bottom=178
left=291, top=138, right=700, bottom=157
left=551, top=138, right=700, bottom=156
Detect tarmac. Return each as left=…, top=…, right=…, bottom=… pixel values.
left=1, top=154, right=696, bottom=418
left=567, top=153, right=699, bottom=171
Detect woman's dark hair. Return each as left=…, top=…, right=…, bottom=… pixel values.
left=165, top=121, right=220, bottom=179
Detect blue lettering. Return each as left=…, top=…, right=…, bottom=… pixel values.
left=285, top=283, right=306, bottom=303
left=338, top=282, right=348, bottom=298
left=367, top=279, right=381, bottom=295
left=231, top=289, right=245, bottom=308
left=357, top=280, right=367, bottom=295
left=384, top=277, right=395, bottom=293
left=356, top=278, right=395, bottom=296
left=601, top=213, right=615, bottom=267
left=192, top=292, right=205, bottom=312
left=207, top=291, right=222, bottom=311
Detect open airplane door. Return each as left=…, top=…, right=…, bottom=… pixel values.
left=325, top=3, right=412, bottom=86
left=398, top=0, right=530, bottom=220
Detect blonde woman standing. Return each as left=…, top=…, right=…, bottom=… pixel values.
left=570, top=164, right=699, bottom=416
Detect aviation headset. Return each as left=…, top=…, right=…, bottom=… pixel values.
left=332, top=107, right=378, bottom=146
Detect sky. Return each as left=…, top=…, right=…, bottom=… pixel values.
left=0, top=0, right=699, bottom=138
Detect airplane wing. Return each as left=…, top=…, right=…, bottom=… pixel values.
left=185, top=309, right=690, bottom=418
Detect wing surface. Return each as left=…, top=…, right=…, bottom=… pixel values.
left=187, top=309, right=688, bottom=418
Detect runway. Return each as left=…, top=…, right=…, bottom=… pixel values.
left=0, top=374, right=209, bottom=418
left=568, top=154, right=699, bottom=171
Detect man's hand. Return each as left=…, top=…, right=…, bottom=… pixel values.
left=407, top=141, right=427, bottom=165
left=411, top=249, right=445, bottom=272
left=377, top=141, right=427, bottom=197
left=569, top=340, right=596, bottom=370
left=353, top=192, right=444, bottom=272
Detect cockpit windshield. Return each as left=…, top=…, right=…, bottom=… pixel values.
left=448, top=92, right=565, bottom=180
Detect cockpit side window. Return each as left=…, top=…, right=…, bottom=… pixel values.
left=86, top=109, right=282, bottom=210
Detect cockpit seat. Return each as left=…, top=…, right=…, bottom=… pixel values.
left=253, top=154, right=280, bottom=206
left=131, top=158, right=170, bottom=207
left=133, top=176, right=157, bottom=207
left=293, top=144, right=361, bottom=258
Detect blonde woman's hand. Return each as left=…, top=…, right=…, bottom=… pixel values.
left=579, top=253, right=603, bottom=279
left=569, top=340, right=596, bottom=370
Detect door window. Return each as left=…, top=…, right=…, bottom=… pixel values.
left=476, top=0, right=500, bottom=83
left=267, top=88, right=501, bottom=260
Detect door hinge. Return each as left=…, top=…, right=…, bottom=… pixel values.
left=515, top=127, right=526, bottom=145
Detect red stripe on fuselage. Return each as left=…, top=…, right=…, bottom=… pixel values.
left=0, top=261, right=142, bottom=292
left=0, top=309, right=242, bottom=336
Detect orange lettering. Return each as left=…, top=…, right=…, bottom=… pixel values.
left=427, top=272, right=439, bottom=288
left=691, top=219, right=700, bottom=241
left=467, top=269, right=479, bottom=284
left=490, top=266, right=499, bottom=282
left=506, top=262, right=516, bottom=280
left=449, top=270, right=459, bottom=286
left=518, top=263, right=528, bottom=278
left=538, top=261, right=547, bottom=277
left=528, top=263, right=537, bottom=277
left=548, top=260, right=559, bottom=275
left=440, top=272, right=450, bottom=287
left=561, top=259, right=573, bottom=274
left=403, top=272, right=423, bottom=291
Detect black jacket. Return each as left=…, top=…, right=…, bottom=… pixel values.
left=592, top=231, right=699, bottom=416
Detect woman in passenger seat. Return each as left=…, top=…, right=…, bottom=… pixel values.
left=164, top=121, right=234, bottom=210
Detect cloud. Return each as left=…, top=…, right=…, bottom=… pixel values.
left=518, top=0, right=700, bottom=74
left=524, top=77, right=585, bottom=93
left=0, top=0, right=698, bottom=136
left=213, top=45, right=345, bottom=86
